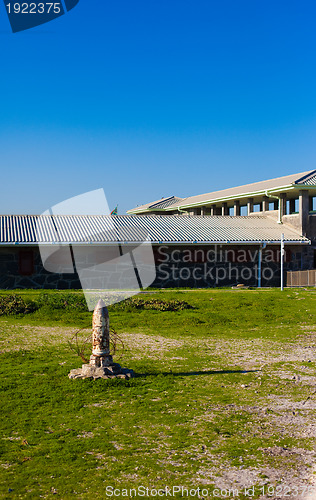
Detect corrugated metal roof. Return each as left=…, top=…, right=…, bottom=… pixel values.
left=129, top=196, right=184, bottom=212
left=128, top=170, right=316, bottom=213
left=296, top=172, right=316, bottom=186
left=0, top=215, right=309, bottom=244
left=177, top=170, right=316, bottom=208
left=150, top=196, right=183, bottom=209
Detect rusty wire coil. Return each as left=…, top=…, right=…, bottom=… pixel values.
left=68, top=326, right=125, bottom=364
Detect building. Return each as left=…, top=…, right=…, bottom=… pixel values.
left=127, top=170, right=316, bottom=245
left=0, top=210, right=313, bottom=290
left=0, top=171, right=315, bottom=290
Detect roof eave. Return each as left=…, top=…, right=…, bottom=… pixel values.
left=126, top=207, right=153, bottom=214
left=0, top=239, right=310, bottom=246
left=176, top=185, right=300, bottom=209
left=293, top=184, right=316, bottom=190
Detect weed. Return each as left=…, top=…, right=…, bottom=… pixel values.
left=0, top=295, right=37, bottom=316
left=112, top=297, right=193, bottom=312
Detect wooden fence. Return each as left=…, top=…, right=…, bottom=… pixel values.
left=286, top=270, right=316, bottom=287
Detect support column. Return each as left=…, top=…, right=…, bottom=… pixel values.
left=258, top=246, right=262, bottom=288
left=247, top=198, right=254, bottom=214
left=201, top=206, right=209, bottom=216
left=234, top=200, right=240, bottom=216
left=262, top=196, right=269, bottom=212
left=299, top=190, right=309, bottom=236
left=221, top=202, right=228, bottom=216
left=210, top=204, right=216, bottom=216
left=279, top=193, right=286, bottom=223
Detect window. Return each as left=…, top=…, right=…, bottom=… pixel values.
left=253, top=203, right=262, bottom=212
left=310, top=196, right=316, bottom=213
left=19, top=250, right=34, bottom=276
left=229, top=207, right=234, bottom=216
left=286, top=198, right=299, bottom=215
left=240, top=205, right=248, bottom=216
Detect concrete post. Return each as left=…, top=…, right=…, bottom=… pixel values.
left=210, top=204, right=216, bottom=216
left=258, top=247, right=262, bottom=288
left=234, top=200, right=240, bottom=216
left=281, top=233, right=284, bottom=291
left=279, top=193, right=286, bottom=223
left=299, top=190, right=309, bottom=236
left=68, top=299, right=134, bottom=380
left=90, top=299, right=112, bottom=367
left=262, top=196, right=269, bottom=213
left=222, top=202, right=228, bottom=216
left=247, top=198, right=254, bottom=214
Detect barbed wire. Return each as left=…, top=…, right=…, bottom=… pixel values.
left=67, top=326, right=125, bottom=363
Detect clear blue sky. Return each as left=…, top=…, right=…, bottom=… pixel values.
left=1, top=0, right=316, bottom=214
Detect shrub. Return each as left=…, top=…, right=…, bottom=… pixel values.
left=37, top=293, right=88, bottom=311
left=0, top=295, right=37, bottom=316
left=112, top=297, right=193, bottom=312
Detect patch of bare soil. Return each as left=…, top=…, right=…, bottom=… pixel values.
left=122, top=330, right=316, bottom=499
left=121, top=332, right=185, bottom=359
left=0, top=323, right=90, bottom=353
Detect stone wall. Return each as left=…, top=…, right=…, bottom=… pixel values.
left=0, top=247, right=81, bottom=290
left=151, top=244, right=315, bottom=288
left=0, top=244, right=314, bottom=290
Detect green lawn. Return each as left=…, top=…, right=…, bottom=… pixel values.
left=0, top=289, right=315, bottom=499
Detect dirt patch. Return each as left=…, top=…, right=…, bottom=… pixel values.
left=121, top=332, right=185, bottom=359
left=0, top=323, right=89, bottom=353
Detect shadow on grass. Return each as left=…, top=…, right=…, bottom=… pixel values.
left=134, top=369, right=258, bottom=378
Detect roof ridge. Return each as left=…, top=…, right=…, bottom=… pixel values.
left=148, top=196, right=175, bottom=209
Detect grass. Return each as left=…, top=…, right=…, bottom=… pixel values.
left=0, top=288, right=315, bottom=499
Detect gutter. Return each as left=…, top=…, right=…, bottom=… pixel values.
left=0, top=240, right=310, bottom=247
left=167, top=184, right=297, bottom=211
left=128, top=179, right=316, bottom=214
left=165, top=182, right=316, bottom=212
left=265, top=190, right=283, bottom=224
left=177, top=207, right=189, bottom=215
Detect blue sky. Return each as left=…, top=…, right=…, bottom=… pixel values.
left=0, top=0, right=316, bottom=214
